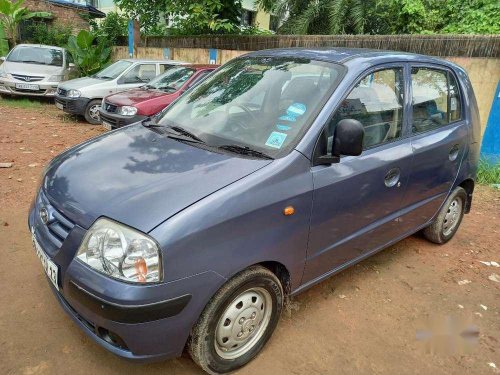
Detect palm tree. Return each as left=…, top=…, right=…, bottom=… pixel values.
left=0, top=0, right=51, bottom=47
left=257, top=0, right=375, bottom=35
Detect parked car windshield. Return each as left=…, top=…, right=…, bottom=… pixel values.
left=156, top=57, right=345, bottom=157
left=93, top=60, right=133, bottom=80
left=145, top=66, right=196, bottom=93
left=7, top=46, right=63, bottom=67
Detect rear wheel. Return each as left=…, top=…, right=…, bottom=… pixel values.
left=188, top=266, right=283, bottom=374
left=84, top=99, right=102, bottom=125
left=423, top=187, right=467, bottom=244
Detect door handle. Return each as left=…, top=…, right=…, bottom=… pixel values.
left=449, top=144, right=460, bottom=161
left=384, top=168, right=401, bottom=188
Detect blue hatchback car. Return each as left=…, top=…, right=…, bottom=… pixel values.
left=29, top=48, right=480, bottom=374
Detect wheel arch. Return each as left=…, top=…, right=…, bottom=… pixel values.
left=458, top=178, right=475, bottom=213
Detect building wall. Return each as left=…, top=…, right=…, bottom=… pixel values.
left=112, top=46, right=499, bottom=135
left=24, top=0, right=90, bottom=30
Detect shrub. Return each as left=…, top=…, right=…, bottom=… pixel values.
left=90, top=11, right=128, bottom=46
left=66, top=30, right=111, bottom=77
left=23, top=21, right=73, bottom=47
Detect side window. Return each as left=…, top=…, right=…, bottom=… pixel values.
left=411, top=67, right=462, bottom=133
left=122, top=64, right=156, bottom=84
left=328, top=67, right=404, bottom=150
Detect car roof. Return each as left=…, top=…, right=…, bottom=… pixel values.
left=122, top=58, right=186, bottom=64
left=245, top=47, right=455, bottom=67
left=14, top=44, right=65, bottom=51
left=185, top=64, right=219, bottom=70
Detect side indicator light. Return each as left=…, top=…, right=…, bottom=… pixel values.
left=283, top=206, right=295, bottom=216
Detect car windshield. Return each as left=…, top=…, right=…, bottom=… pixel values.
left=146, top=67, right=196, bottom=93
left=156, top=57, right=345, bottom=157
left=7, top=46, right=63, bottom=66
left=94, top=60, right=133, bottom=79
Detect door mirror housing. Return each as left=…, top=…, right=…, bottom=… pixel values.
left=333, top=119, right=364, bottom=157
left=0, top=56, right=5, bottom=61
left=68, top=62, right=75, bottom=68
left=314, top=119, right=364, bottom=166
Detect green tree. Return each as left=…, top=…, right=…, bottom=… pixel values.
left=66, top=30, right=111, bottom=77
left=114, top=0, right=242, bottom=35
left=90, top=11, right=129, bottom=46
left=0, top=0, right=51, bottom=46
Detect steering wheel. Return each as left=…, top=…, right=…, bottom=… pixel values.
left=226, top=103, right=260, bottom=131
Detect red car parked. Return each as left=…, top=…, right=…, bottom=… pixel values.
left=100, top=64, right=218, bottom=130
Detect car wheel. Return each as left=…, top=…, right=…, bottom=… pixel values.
left=188, top=266, right=283, bottom=374
left=84, top=99, right=102, bottom=125
left=423, top=186, right=467, bottom=244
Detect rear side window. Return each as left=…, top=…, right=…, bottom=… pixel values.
left=328, top=67, right=404, bottom=150
left=411, top=67, right=462, bottom=133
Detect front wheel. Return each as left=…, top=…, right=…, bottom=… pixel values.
left=188, top=266, right=283, bottom=374
left=423, top=186, right=467, bottom=244
left=84, top=99, right=102, bottom=125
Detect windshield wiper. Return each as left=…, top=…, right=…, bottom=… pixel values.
left=168, top=126, right=205, bottom=143
left=218, top=145, right=274, bottom=160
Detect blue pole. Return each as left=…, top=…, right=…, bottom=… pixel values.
left=128, top=20, right=134, bottom=58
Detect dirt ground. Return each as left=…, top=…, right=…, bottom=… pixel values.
left=0, top=100, right=499, bottom=375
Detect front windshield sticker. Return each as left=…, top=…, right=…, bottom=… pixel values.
left=276, top=124, right=291, bottom=131
left=287, top=103, right=307, bottom=117
left=265, top=132, right=288, bottom=149
left=278, top=114, right=297, bottom=122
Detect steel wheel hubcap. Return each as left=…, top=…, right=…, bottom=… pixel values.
left=443, top=198, right=462, bottom=236
left=214, top=287, right=272, bottom=360
left=89, top=105, right=101, bottom=120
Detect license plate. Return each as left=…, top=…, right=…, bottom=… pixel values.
left=56, top=102, right=64, bottom=110
left=15, top=83, right=40, bottom=91
left=102, top=121, right=112, bottom=130
left=31, top=228, right=59, bottom=290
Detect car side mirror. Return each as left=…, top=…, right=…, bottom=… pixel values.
left=68, top=63, right=75, bottom=68
left=0, top=56, right=5, bottom=62
left=315, top=119, right=364, bottom=166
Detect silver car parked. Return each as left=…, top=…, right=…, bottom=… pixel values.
left=55, top=59, right=186, bottom=124
left=0, top=44, right=75, bottom=97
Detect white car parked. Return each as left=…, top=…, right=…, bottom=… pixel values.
left=0, top=44, right=76, bottom=97
left=55, top=59, right=186, bottom=124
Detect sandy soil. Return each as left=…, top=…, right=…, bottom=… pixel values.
left=0, top=101, right=499, bottom=375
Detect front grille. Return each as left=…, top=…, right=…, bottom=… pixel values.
left=13, top=87, right=47, bottom=94
left=100, top=113, right=124, bottom=128
left=104, top=102, right=118, bottom=113
left=57, top=88, right=68, bottom=97
left=38, top=191, right=75, bottom=249
left=12, top=74, right=45, bottom=82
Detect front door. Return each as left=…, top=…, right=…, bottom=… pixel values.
left=303, top=66, right=412, bottom=284
left=398, top=65, right=468, bottom=232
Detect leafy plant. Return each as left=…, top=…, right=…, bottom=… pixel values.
left=90, top=11, right=128, bottom=46
left=0, top=0, right=51, bottom=46
left=66, top=30, right=111, bottom=77
left=23, top=21, right=73, bottom=47
left=477, top=159, right=500, bottom=185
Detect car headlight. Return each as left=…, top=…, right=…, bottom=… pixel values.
left=119, top=106, right=138, bottom=116
left=67, top=89, right=81, bottom=98
left=77, top=218, right=162, bottom=283
left=0, top=70, right=11, bottom=79
left=48, top=75, right=64, bottom=82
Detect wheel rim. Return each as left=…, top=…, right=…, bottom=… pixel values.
left=443, top=198, right=462, bottom=236
left=89, top=104, right=101, bottom=121
left=214, top=287, right=273, bottom=360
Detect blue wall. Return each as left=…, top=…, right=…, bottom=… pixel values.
left=481, top=80, right=500, bottom=163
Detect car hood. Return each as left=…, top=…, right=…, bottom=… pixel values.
left=43, top=124, right=272, bottom=232
left=59, top=76, right=107, bottom=90
left=106, top=88, right=172, bottom=107
left=2, top=61, right=63, bottom=76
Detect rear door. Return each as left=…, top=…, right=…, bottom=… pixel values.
left=303, top=65, right=413, bottom=283
left=398, top=65, right=467, bottom=231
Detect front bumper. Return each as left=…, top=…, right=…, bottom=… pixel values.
left=55, top=95, right=91, bottom=116
left=0, top=78, right=59, bottom=97
left=100, top=109, right=147, bottom=130
left=28, top=192, right=226, bottom=362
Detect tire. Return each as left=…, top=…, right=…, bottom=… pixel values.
left=84, top=99, right=102, bottom=125
left=188, top=266, right=284, bottom=374
left=423, top=186, right=467, bottom=244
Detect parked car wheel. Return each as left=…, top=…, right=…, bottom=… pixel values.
left=84, top=99, right=102, bottom=125
left=423, top=187, right=467, bottom=244
left=188, top=266, right=283, bottom=374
